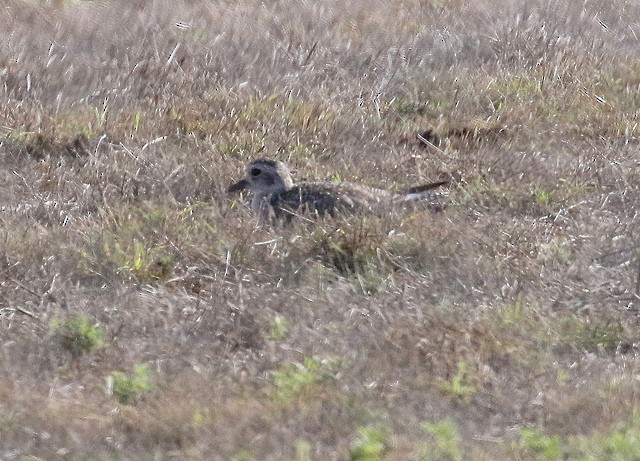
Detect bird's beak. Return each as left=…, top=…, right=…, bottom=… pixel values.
left=227, top=178, right=248, bottom=193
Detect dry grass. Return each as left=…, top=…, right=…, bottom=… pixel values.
left=2, top=0, right=640, bottom=459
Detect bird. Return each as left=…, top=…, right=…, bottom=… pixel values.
left=227, top=158, right=449, bottom=222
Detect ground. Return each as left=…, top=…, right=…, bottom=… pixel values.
left=2, top=1, right=640, bottom=460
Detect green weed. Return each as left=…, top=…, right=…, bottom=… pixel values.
left=84, top=208, right=177, bottom=282
left=267, top=315, right=290, bottom=341
left=229, top=450, right=254, bottom=461
left=271, top=356, right=339, bottom=404
left=132, top=112, right=142, bottom=132
left=101, top=238, right=173, bottom=282
left=312, top=222, right=388, bottom=294
left=55, top=315, right=105, bottom=356
left=517, top=427, right=564, bottom=461
left=295, top=439, right=312, bottom=461
left=93, top=98, right=109, bottom=128
left=440, top=361, right=475, bottom=401
left=487, top=75, right=542, bottom=104
left=110, top=364, right=153, bottom=405
left=571, top=319, right=625, bottom=353
left=348, top=426, right=388, bottom=461
left=419, top=419, right=463, bottom=461
left=597, top=418, right=640, bottom=461
left=533, top=187, right=553, bottom=207
left=513, top=418, right=640, bottom=460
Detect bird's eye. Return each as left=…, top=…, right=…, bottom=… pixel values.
left=250, top=168, right=261, bottom=176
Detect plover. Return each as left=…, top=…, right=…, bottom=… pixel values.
left=228, top=158, right=448, bottom=222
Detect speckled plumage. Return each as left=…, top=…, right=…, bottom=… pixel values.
left=228, top=158, right=448, bottom=222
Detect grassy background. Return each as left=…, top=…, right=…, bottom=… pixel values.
left=2, top=0, right=640, bottom=459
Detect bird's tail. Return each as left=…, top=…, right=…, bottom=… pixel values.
left=402, top=180, right=449, bottom=202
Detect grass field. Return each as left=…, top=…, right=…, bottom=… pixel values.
left=2, top=0, right=640, bottom=459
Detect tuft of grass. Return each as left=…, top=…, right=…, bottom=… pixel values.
left=513, top=418, right=640, bottom=460
left=271, top=356, right=340, bottom=404
left=533, top=187, right=553, bottom=207
left=574, top=320, right=625, bottom=353
left=420, top=419, right=463, bottom=461
left=108, top=239, right=172, bottom=281
left=516, top=427, right=564, bottom=461
left=229, top=450, right=254, bottom=461
left=596, top=418, right=640, bottom=461
left=55, top=315, right=105, bottom=357
left=267, top=315, right=290, bottom=341
left=310, top=220, right=390, bottom=294
left=440, top=361, right=476, bottom=402
left=349, top=426, right=389, bottom=461
left=80, top=206, right=180, bottom=283
left=109, top=364, right=154, bottom=405
left=315, top=224, right=380, bottom=276
left=295, top=439, right=312, bottom=461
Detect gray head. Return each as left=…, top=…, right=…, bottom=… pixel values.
left=228, top=159, right=295, bottom=195
left=228, top=159, right=296, bottom=215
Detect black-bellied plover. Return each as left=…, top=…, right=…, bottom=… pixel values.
left=228, top=158, right=448, bottom=222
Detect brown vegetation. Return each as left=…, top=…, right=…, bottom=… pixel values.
left=2, top=0, right=640, bottom=459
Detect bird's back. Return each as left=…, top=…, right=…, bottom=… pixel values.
left=270, top=183, right=356, bottom=220
left=268, top=180, right=447, bottom=220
